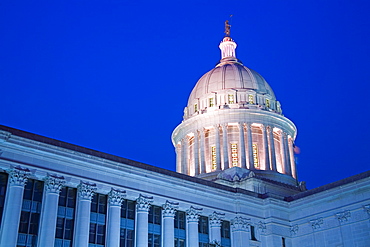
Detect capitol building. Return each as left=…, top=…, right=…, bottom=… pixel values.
left=0, top=25, right=369, bottom=247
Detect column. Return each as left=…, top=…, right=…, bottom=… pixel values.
left=262, top=125, right=270, bottom=170
left=135, top=194, right=153, bottom=247
left=209, top=211, right=224, bottom=245
left=215, top=125, right=221, bottom=171
left=0, top=167, right=30, bottom=247
left=162, top=201, right=179, bottom=247
left=267, top=126, right=277, bottom=171
left=106, top=188, right=126, bottom=247
left=246, top=123, right=254, bottom=170
left=238, top=122, right=247, bottom=169
left=221, top=124, right=230, bottom=170
left=279, top=131, right=287, bottom=174
left=283, top=133, right=292, bottom=176
left=181, top=137, right=188, bottom=175
left=73, top=181, right=97, bottom=247
left=186, top=206, right=202, bottom=247
left=193, top=131, right=200, bottom=175
left=176, top=144, right=182, bottom=173
left=37, top=174, right=65, bottom=247
left=231, top=217, right=250, bottom=247
left=288, top=137, right=297, bottom=179
left=199, top=128, right=206, bottom=174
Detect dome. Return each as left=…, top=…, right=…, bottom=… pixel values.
left=187, top=61, right=276, bottom=107
left=183, top=37, right=283, bottom=120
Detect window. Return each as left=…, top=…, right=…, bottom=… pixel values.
left=211, top=146, right=217, bottom=170
left=0, top=173, right=8, bottom=225
left=120, top=228, right=134, bottom=247
left=121, top=199, right=135, bottom=219
left=56, top=187, right=76, bottom=246
left=231, top=143, right=238, bottom=167
left=17, top=179, right=43, bottom=247
left=194, top=104, right=198, bottom=112
left=250, top=225, right=257, bottom=241
left=91, top=194, right=107, bottom=214
left=175, top=238, right=185, bottom=247
left=89, top=194, right=107, bottom=246
left=198, top=216, right=209, bottom=234
left=149, top=205, right=161, bottom=225
left=221, top=221, right=230, bottom=239
left=248, top=95, right=254, bottom=104
left=148, top=233, right=160, bottom=247
left=265, top=99, right=270, bottom=108
left=252, top=144, right=259, bottom=169
left=209, top=98, right=214, bottom=107
left=175, top=211, right=186, bottom=229
left=282, top=237, right=286, bottom=247
left=89, top=223, right=105, bottom=245
left=228, top=94, right=234, bottom=104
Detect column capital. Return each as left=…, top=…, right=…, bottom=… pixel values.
left=77, top=181, right=97, bottom=201
left=162, top=200, right=179, bottom=217
left=245, top=123, right=252, bottom=129
left=221, top=123, right=228, bottom=129
left=209, top=211, right=225, bottom=227
left=231, top=216, right=251, bottom=232
left=44, top=174, right=65, bottom=193
left=238, top=122, right=245, bottom=128
left=136, top=194, right=153, bottom=212
left=186, top=206, right=202, bottom=223
left=108, top=188, right=126, bottom=206
left=7, top=166, right=31, bottom=186
left=266, top=125, right=272, bottom=132
left=335, top=210, right=351, bottom=223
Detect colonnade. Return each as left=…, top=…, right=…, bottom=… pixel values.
left=0, top=167, right=256, bottom=247
left=176, top=123, right=297, bottom=178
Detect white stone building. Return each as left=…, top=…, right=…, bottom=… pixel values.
left=0, top=28, right=369, bottom=247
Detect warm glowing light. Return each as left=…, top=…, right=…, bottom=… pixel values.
left=252, top=144, right=259, bottom=168
left=194, top=104, right=198, bottom=112
left=248, top=95, right=254, bottom=104
left=211, top=146, right=217, bottom=170
left=266, top=99, right=270, bottom=108
left=209, top=98, right=214, bottom=107
left=231, top=143, right=238, bottom=166
left=228, top=94, right=234, bottom=104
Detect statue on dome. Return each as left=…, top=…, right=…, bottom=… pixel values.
left=224, top=20, right=231, bottom=37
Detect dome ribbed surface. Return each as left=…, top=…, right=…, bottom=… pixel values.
left=187, top=62, right=276, bottom=106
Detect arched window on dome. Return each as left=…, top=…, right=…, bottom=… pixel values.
left=228, top=95, right=234, bottom=104
left=194, top=104, right=198, bottom=113
left=209, top=98, right=214, bottom=107
left=248, top=95, right=254, bottom=104
left=265, top=99, right=270, bottom=108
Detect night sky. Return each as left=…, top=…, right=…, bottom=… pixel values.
left=1, top=1, right=369, bottom=190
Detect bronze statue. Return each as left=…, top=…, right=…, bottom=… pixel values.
left=225, top=20, right=231, bottom=37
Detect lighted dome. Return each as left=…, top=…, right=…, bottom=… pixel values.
left=172, top=30, right=297, bottom=188
left=183, top=37, right=282, bottom=120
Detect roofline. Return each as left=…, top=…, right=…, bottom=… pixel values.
left=0, top=124, right=262, bottom=198
left=284, top=170, right=370, bottom=202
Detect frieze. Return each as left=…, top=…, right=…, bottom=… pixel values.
left=77, top=181, right=97, bottom=201
left=108, top=188, right=126, bottom=206
left=7, top=166, right=31, bottom=186
left=44, top=174, right=65, bottom=193
left=231, top=216, right=251, bottom=231
left=335, top=210, right=351, bottom=223
left=136, top=194, right=153, bottom=212
left=162, top=200, right=179, bottom=217
left=209, top=211, right=225, bottom=227
left=186, top=206, right=203, bottom=223
left=309, top=217, right=323, bottom=230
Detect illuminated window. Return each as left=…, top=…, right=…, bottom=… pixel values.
left=228, top=94, right=234, bottom=104
left=194, top=104, right=198, bottom=112
left=209, top=98, right=214, bottom=107
left=252, top=144, right=259, bottom=169
left=211, top=146, right=217, bottom=170
left=265, top=99, right=270, bottom=108
left=248, top=95, right=254, bottom=104
left=231, top=143, right=238, bottom=167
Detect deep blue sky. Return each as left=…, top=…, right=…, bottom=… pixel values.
left=1, top=0, right=369, bottom=189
